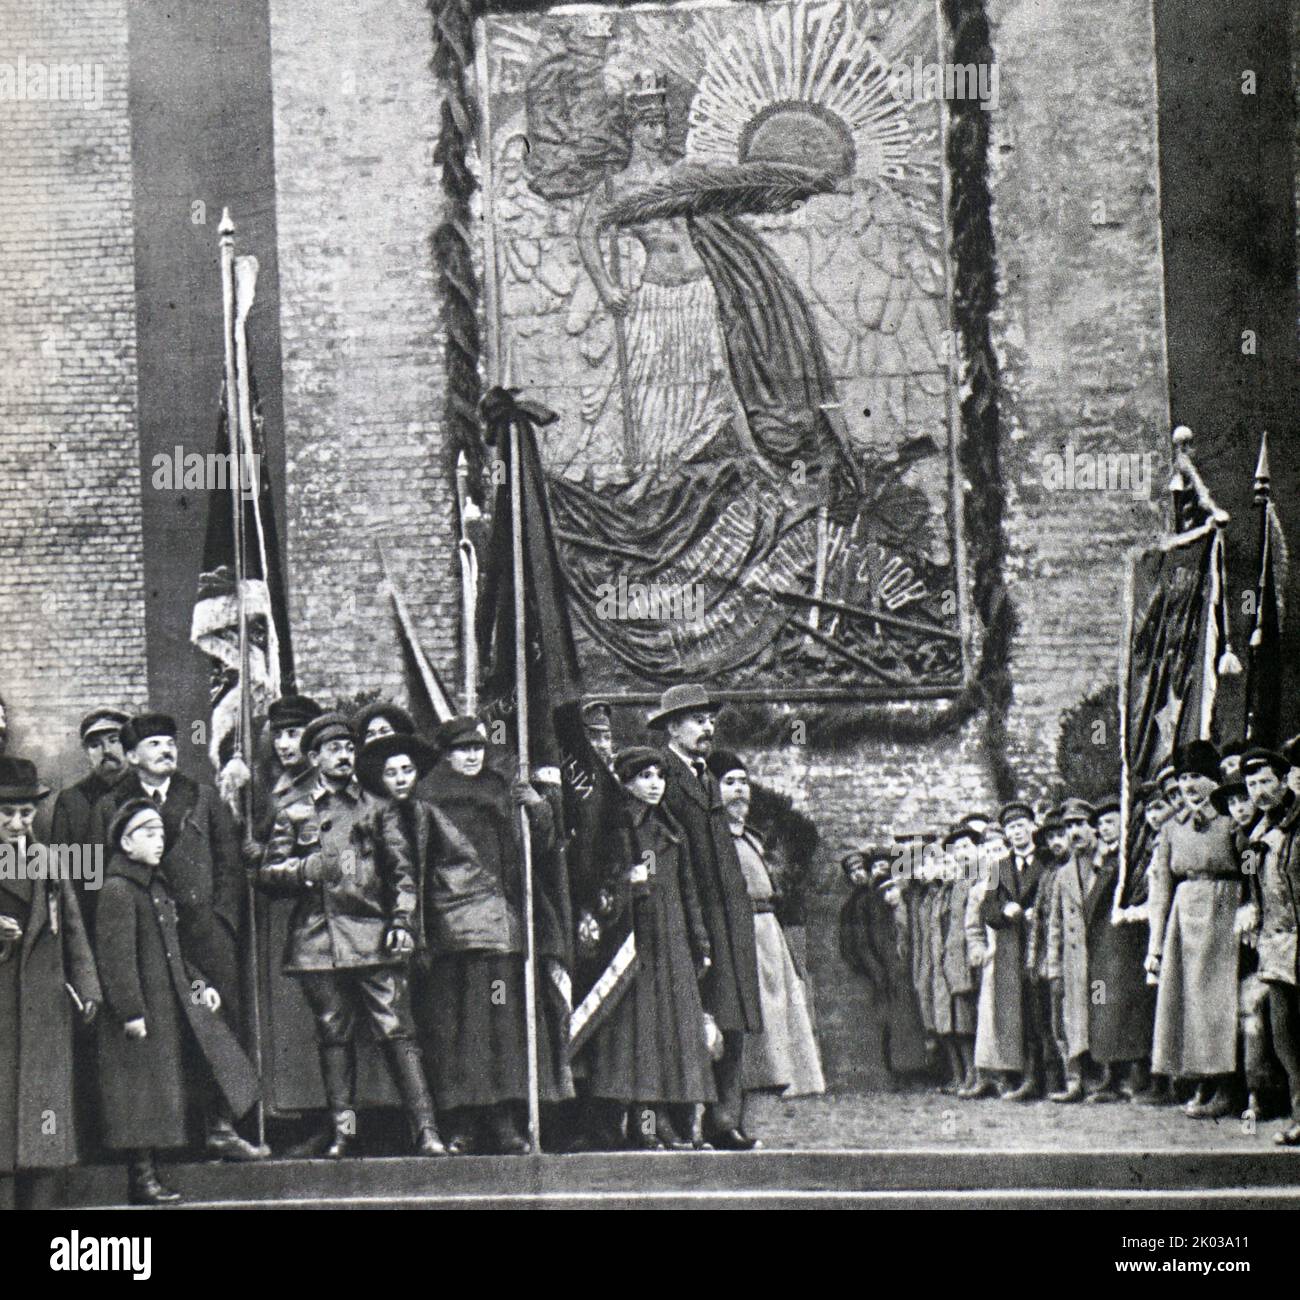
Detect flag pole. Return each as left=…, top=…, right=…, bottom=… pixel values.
left=220, top=209, right=266, bottom=1147
left=509, top=411, right=542, bottom=1153
left=1245, top=431, right=1271, bottom=742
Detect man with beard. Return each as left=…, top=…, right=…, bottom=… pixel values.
left=709, top=750, right=824, bottom=1097
left=90, top=712, right=267, bottom=1161
left=649, top=684, right=762, bottom=1150
left=51, top=708, right=131, bottom=922
left=1242, top=746, right=1300, bottom=1142
left=260, top=713, right=443, bottom=1158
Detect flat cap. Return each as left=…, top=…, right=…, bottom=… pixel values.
left=301, top=713, right=354, bottom=755
left=80, top=707, right=130, bottom=744
left=268, top=694, right=324, bottom=730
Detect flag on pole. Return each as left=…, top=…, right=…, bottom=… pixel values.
left=1119, top=518, right=1232, bottom=885
left=476, top=387, right=636, bottom=1055
left=190, top=383, right=293, bottom=784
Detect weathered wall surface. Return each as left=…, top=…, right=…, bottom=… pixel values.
left=268, top=0, right=463, bottom=710
left=0, top=0, right=148, bottom=786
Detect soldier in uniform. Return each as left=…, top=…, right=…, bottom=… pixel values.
left=650, top=684, right=762, bottom=1150
left=258, top=713, right=443, bottom=1158
left=581, top=700, right=616, bottom=773
left=90, top=712, right=267, bottom=1161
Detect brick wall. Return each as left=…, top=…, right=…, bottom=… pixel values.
left=264, top=0, right=1170, bottom=1089
left=268, top=0, right=463, bottom=711
left=0, top=0, right=147, bottom=789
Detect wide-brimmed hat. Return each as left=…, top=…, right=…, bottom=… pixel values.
left=0, top=757, right=50, bottom=802
left=79, top=707, right=130, bottom=744
left=353, top=700, right=416, bottom=738
left=646, top=683, right=716, bottom=729
left=120, top=712, right=177, bottom=752
left=268, top=694, right=323, bottom=730
left=1172, top=739, right=1221, bottom=783
left=356, top=733, right=438, bottom=797
left=436, top=715, right=488, bottom=751
left=1210, top=779, right=1250, bottom=816
left=106, top=796, right=165, bottom=851
left=613, top=745, right=665, bottom=784
left=301, top=713, right=355, bottom=756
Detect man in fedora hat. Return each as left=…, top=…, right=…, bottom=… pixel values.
left=50, top=708, right=131, bottom=909
left=0, top=756, right=101, bottom=1180
left=1145, top=740, right=1248, bottom=1119
left=90, top=711, right=266, bottom=1161
left=649, top=684, right=762, bottom=1149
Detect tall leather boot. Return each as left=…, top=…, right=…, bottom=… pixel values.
left=385, top=1039, right=446, bottom=1156
left=129, top=1149, right=182, bottom=1206
left=318, top=1043, right=357, bottom=1159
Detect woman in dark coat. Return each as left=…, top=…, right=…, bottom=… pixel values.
left=574, top=747, right=716, bottom=1149
left=402, top=717, right=573, bottom=1153
left=0, top=757, right=101, bottom=1175
left=94, top=799, right=260, bottom=1204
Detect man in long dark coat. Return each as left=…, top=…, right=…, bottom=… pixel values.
left=90, top=711, right=267, bottom=1161
left=649, top=684, right=762, bottom=1150
left=0, top=757, right=101, bottom=1181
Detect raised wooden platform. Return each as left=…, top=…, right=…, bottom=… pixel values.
left=20, top=1148, right=1300, bottom=1210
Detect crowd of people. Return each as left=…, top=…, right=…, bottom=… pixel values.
left=0, top=683, right=824, bottom=1204
left=838, top=737, right=1300, bottom=1138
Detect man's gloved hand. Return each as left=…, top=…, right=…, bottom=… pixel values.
left=0, top=914, right=23, bottom=943
left=385, top=927, right=415, bottom=956
left=124, top=1017, right=148, bottom=1040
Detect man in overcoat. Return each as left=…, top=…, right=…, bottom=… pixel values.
left=650, top=684, right=762, bottom=1150
left=90, top=711, right=266, bottom=1160
left=0, top=757, right=101, bottom=1181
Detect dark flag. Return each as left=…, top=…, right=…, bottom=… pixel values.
left=1245, top=435, right=1288, bottom=746
left=1120, top=519, right=1233, bottom=883
left=476, top=387, right=635, bottom=1054
left=190, top=385, right=294, bottom=789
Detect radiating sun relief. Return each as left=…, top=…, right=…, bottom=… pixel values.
left=478, top=0, right=965, bottom=700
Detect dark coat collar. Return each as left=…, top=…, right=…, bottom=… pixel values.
left=105, top=851, right=159, bottom=890
left=663, top=748, right=711, bottom=809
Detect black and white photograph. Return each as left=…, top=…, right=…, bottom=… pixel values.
left=0, top=0, right=1298, bottom=1260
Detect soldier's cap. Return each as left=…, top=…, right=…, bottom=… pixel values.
left=1058, top=796, right=1096, bottom=824
left=268, top=694, right=324, bottom=731
left=79, top=707, right=130, bottom=744
left=107, top=796, right=164, bottom=851
left=1240, top=746, right=1291, bottom=777
left=120, top=713, right=177, bottom=752
left=0, top=756, right=50, bottom=803
left=301, top=713, right=355, bottom=755
left=997, top=801, right=1036, bottom=828
left=1091, top=796, right=1121, bottom=822
left=580, top=700, right=612, bottom=729
left=436, top=715, right=488, bottom=751
left=646, top=683, right=716, bottom=729
left=1172, top=739, right=1221, bottom=782
left=356, top=733, right=438, bottom=798
left=1210, top=779, right=1250, bottom=816
left=942, top=824, right=979, bottom=850
left=353, top=700, right=416, bottom=738
left=705, top=749, right=747, bottom=780
left=613, top=745, right=665, bottom=784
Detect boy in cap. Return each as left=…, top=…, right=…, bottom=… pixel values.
left=90, top=711, right=264, bottom=1161
left=1146, top=741, right=1247, bottom=1119
left=96, top=798, right=260, bottom=1203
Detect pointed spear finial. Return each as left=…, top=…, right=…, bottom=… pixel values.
left=1168, top=424, right=1192, bottom=494
left=1254, top=431, right=1271, bottom=504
